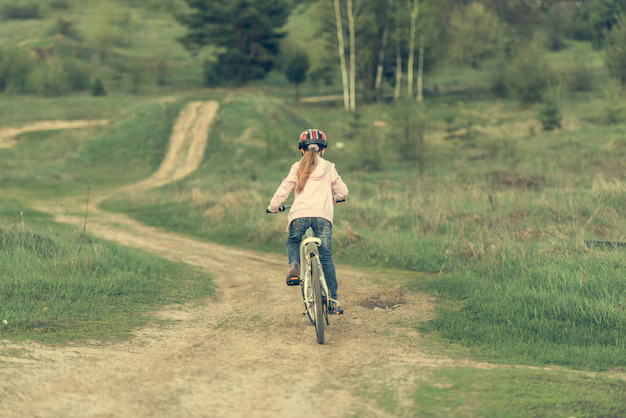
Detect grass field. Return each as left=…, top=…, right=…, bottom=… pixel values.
left=0, top=95, right=189, bottom=199
left=356, top=367, right=625, bottom=416
left=0, top=198, right=213, bottom=343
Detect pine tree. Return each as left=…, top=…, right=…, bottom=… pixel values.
left=178, top=0, right=290, bottom=85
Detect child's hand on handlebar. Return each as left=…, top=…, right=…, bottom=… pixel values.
left=266, top=205, right=289, bottom=214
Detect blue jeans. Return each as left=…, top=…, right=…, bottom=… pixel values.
left=287, top=217, right=338, bottom=300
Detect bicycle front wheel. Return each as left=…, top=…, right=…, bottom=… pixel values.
left=311, top=258, right=325, bottom=344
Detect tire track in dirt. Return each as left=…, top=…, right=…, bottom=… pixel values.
left=2, top=100, right=495, bottom=417
left=0, top=120, right=109, bottom=149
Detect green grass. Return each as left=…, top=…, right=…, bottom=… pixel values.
left=0, top=198, right=213, bottom=343
left=0, top=95, right=189, bottom=199
left=356, top=367, right=626, bottom=417
left=0, top=95, right=147, bottom=126
left=418, top=253, right=626, bottom=370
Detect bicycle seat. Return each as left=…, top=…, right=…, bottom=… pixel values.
left=301, top=236, right=321, bottom=247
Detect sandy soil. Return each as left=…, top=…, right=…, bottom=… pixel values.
left=0, top=101, right=549, bottom=417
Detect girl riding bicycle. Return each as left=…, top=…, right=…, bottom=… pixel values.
left=267, top=129, right=349, bottom=307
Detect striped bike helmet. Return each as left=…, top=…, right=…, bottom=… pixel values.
left=298, top=129, right=327, bottom=151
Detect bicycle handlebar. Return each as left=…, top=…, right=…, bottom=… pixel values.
left=266, top=199, right=345, bottom=214
left=266, top=205, right=290, bottom=214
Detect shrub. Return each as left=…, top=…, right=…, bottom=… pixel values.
left=490, top=57, right=508, bottom=98
left=0, top=48, right=33, bottom=93
left=27, top=57, right=90, bottom=96
left=63, top=58, right=90, bottom=91
left=309, top=64, right=334, bottom=87
left=492, top=43, right=553, bottom=104
left=602, top=103, right=624, bottom=124
left=49, top=16, right=82, bottom=40
left=91, top=78, right=106, bottom=96
left=28, top=59, right=67, bottom=96
left=285, top=52, right=309, bottom=101
left=538, top=101, right=563, bottom=131
left=541, top=4, right=574, bottom=52
left=606, top=14, right=626, bottom=85
left=345, top=112, right=385, bottom=171
left=447, top=2, right=505, bottom=67
left=49, top=0, right=70, bottom=10
left=1, top=3, right=40, bottom=19
left=567, top=58, right=594, bottom=92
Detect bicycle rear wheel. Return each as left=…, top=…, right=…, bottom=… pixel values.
left=302, top=275, right=314, bottom=325
left=311, top=258, right=325, bottom=344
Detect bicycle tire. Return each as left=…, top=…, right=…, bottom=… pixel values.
left=302, top=276, right=314, bottom=325
left=312, top=258, right=325, bottom=344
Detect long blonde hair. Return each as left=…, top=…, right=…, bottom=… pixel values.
left=296, top=146, right=321, bottom=193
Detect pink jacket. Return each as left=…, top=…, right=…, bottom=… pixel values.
left=268, top=157, right=349, bottom=228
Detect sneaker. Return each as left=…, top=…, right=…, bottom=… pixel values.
left=328, top=300, right=343, bottom=315
left=286, top=263, right=300, bottom=286
left=287, top=263, right=300, bottom=278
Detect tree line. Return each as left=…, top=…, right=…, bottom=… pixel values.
left=0, top=0, right=625, bottom=100
left=178, top=0, right=626, bottom=109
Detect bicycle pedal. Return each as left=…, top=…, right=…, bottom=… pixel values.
left=286, top=277, right=301, bottom=286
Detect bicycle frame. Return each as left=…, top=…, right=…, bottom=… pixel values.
left=300, top=228, right=337, bottom=319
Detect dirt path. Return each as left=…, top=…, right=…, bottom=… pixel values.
left=2, top=101, right=492, bottom=417
left=0, top=120, right=109, bottom=149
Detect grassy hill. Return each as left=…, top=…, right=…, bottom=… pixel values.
left=0, top=0, right=201, bottom=94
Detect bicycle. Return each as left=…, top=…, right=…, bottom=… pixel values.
left=267, top=202, right=344, bottom=344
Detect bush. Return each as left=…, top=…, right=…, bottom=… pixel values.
left=567, top=58, right=594, bottom=92
left=538, top=101, right=563, bottom=131
left=49, top=0, right=70, bottom=10
left=285, top=52, right=309, bottom=101
left=447, top=2, right=505, bottom=67
left=49, top=16, right=82, bottom=40
left=91, top=78, right=107, bottom=96
left=28, top=59, right=67, bottom=96
left=309, top=65, right=334, bottom=87
left=0, top=48, right=33, bottom=93
left=27, top=57, right=90, bottom=96
left=541, top=4, right=574, bottom=51
left=345, top=112, right=385, bottom=171
left=491, top=43, right=553, bottom=104
left=390, top=100, right=427, bottom=173
left=606, top=14, right=626, bottom=85
left=63, top=58, right=90, bottom=91
left=1, top=3, right=40, bottom=19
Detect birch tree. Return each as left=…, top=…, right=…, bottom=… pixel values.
left=347, top=0, right=356, bottom=111
left=394, top=42, right=402, bottom=99
left=415, top=0, right=435, bottom=104
left=333, top=0, right=350, bottom=110
left=375, top=0, right=395, bottom=102
left=406, top=0, right=419, bottom=98
left=417, top=36, right=424, bottom=104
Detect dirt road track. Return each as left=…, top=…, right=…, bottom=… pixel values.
left=0, top=120, right=109, bottom=149
left=2, top=100, right=482, bottom=417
